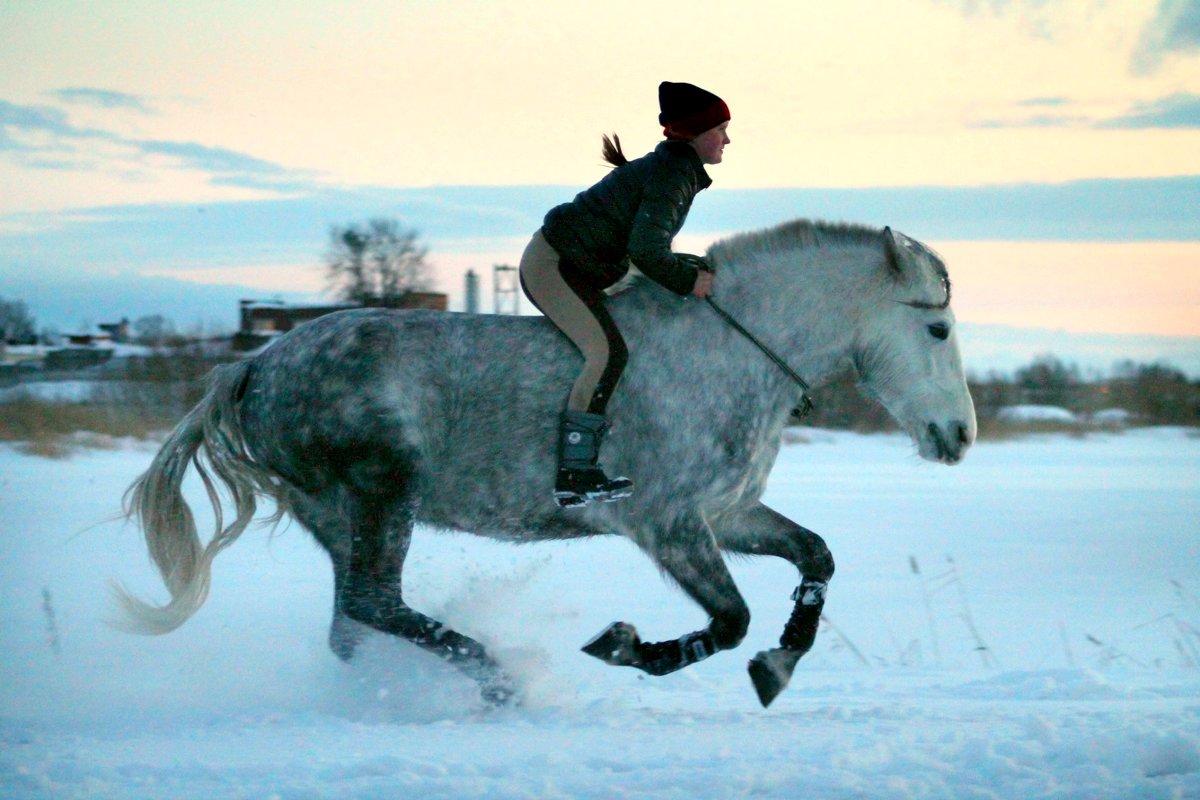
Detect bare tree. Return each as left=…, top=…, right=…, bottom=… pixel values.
left=324, top=218, right=432, bottom=306
left=134, top=314, right=177, bottom=347
left=1, top=297, right=37, bottom=344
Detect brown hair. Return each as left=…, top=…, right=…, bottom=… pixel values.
left=601, top=133, right=628, bottom=168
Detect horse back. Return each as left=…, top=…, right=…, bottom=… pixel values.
left=236, top=308, right=588, bottom=534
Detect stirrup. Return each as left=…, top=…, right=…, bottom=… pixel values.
left=554, top=470, right=633, bottom=509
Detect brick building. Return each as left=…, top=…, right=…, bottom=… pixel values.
left=233, top=293, right=448, bottom=351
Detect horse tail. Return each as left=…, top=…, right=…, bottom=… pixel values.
left=601, top=132, right=627, bottom=167
left=114, top=359, right=276, bottom=635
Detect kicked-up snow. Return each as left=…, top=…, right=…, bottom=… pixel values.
left=1, top=428, right=1198, bottom=799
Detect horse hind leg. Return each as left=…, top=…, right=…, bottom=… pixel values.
left=284, top=486, right=368, bottom=660
left=582, top=515, right=751, bottom=678
left=292, top=486, right=516, bottom=705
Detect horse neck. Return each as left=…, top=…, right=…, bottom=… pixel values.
left=711, top=242, right=879, bottom=388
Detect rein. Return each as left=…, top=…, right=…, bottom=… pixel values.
left=705, top=296, right=814, bottom=420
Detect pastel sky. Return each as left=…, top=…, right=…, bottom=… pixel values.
left=1, top=1, right=1199, bottom=372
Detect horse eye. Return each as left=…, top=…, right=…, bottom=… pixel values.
left=928, top=322, right=950, bottom=341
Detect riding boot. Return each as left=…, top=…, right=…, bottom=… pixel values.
left=555, top=410, right=634, bottom=509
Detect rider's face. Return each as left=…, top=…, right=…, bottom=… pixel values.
left=690, top=122, right=730, bottom=165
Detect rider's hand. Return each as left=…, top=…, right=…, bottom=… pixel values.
left=691, top=269, right=714, bottom=299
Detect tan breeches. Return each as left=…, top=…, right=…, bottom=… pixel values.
left=518, top=230, right=628, bottom=414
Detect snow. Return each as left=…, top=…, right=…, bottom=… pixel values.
left=2, top=428, right=1198, bottom=799
left=1092, top=408, right=1136, bottom=425
left=996, top=404, right=1079, bottom=423
left=0, top=380, right=97, bottom=404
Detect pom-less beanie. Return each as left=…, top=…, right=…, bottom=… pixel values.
left=658, top=81, right=730, bottom=140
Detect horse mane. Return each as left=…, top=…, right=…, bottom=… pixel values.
left=707, top=219, right=950, bottom=304
left=707, top=219, right=885, bottom=268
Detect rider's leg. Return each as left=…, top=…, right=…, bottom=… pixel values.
left=518, top=230, right=632, bottom=508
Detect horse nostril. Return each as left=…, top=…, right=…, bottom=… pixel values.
left=927, top=423, right=947, bottom=459
left=956, top=423, right=969, bottom=445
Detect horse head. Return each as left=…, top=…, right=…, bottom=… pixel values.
left=852, top=227, right=976, bottom=464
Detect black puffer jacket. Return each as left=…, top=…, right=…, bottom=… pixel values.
left=541, top=140, right=712, bottom=296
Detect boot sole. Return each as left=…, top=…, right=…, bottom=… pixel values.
left=554, top=486, right=634, bottom=509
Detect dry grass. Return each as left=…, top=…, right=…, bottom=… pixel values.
left=974, top=416, right=1127, bottom=441
left=0, top=397, right=174, bottom=457
left=1, top=398, right=167, bottom=439
left=1, top=352, right=230, bottom=457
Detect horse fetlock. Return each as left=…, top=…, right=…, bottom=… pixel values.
left=338, top=594, right=381, bottom=629
left=460, top=659, right=519, bottom=706
left=328, top=612, right=367, bottom=661
left=480, top=675, right=519, bottom=707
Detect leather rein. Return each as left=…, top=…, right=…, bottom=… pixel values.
left=705, top=296, right=814, bottom=420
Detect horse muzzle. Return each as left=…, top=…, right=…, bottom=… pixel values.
left=922, top=420, right=973, bottom=464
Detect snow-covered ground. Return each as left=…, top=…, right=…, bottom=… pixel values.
left=0, top=381, right=98, bottom=404
left=1, top=428, right=1198, bottom=799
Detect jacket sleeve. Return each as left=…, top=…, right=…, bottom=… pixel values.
left=625, top=158, right=701, bottom=295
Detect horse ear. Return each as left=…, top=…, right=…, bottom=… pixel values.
left=883, top=226, right=905, bottom=278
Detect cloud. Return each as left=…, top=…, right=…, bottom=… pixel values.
left=1132, top=0, right=1200, bottom=74
left=0, top=177, right=1194, bottom=290
left=135, top=140, right=318, bottom=191
left=0, top=96, right=314, bottom=191
left=950, top=0, right=1199, bottom=73
left=2, top=178, right=1197, bottom=343
left=969, top=113, right=1086, bottom=129
left=0, top=100, right=87, bottom=140
left=944, top=0, right=1061, bottom=40
left=1094, top=93, right=1200, bottom=129
left=970, top=93, right=1200, bottom=130
left=0, top=99, right=118, bottom=171
left=49, top=87, right=153, bottom=113
left=1016, top=97, right=1069, bottom=108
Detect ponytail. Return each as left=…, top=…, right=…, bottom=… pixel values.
left=601, top=133, right=628, bottom=168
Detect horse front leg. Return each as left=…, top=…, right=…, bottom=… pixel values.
left=713, top=502, right=835, bottom=707
left=582, top=516, right=750, bottom=677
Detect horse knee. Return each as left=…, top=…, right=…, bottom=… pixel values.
left=712, top=605, right=751, bottom=650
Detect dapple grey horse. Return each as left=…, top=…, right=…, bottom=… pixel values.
left=117, top=220, right=976, bottom=707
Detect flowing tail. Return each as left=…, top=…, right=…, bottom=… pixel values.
left=113, top=360, right=281, bottom=635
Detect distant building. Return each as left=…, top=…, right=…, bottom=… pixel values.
left=233, top=293, right=449, bottom=351
left=98, top=318, right=131, bottom=343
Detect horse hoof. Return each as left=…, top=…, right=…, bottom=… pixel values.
left=748, top=648, right=802, bottom=708
left=581, top=621, right=640, bottom=666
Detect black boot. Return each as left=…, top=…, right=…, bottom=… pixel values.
left=555, top=411, right=633, bottom=509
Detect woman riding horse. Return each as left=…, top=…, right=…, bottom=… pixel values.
left=519, top=81, right=729, bottom=509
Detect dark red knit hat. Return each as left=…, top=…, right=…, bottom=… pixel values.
left=658, top=81, right=730, bottom=140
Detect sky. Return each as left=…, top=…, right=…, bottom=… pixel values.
left=1, top=0, right=1198, bottom=374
